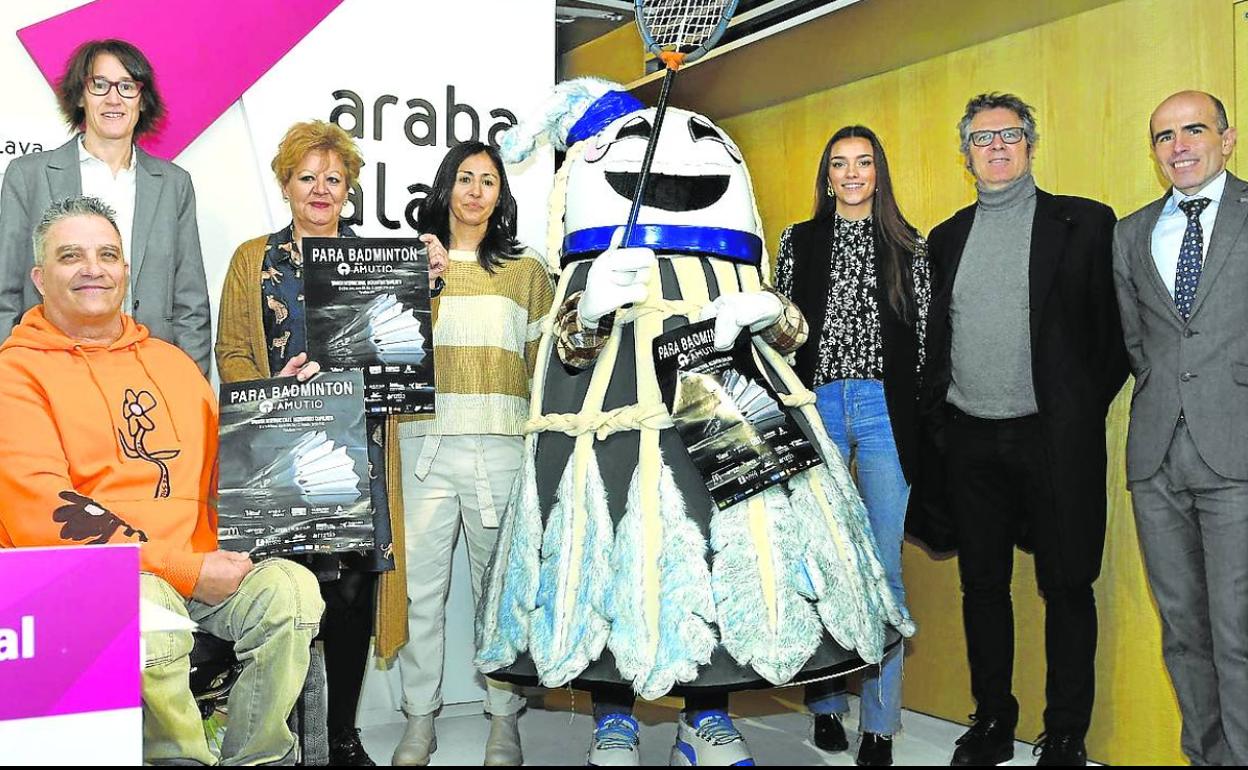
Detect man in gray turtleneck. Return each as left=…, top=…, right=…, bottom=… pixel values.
left=911, top=93, right=1127, bottom=767
left=946, top=167, right=1038, bottom=417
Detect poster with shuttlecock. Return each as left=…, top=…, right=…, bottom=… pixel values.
left=217, top=371, right=373, bottom=557
left=304, top=237, right=435, bottom=414
left=654, top=319, right=821, bottom=510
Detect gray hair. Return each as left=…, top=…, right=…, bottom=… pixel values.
left=957, top=92, right=1040, bottom=158
left=32, top=196, right=121, bottom=265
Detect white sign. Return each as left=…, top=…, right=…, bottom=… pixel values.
left=241, top=0, right=555, bottom=253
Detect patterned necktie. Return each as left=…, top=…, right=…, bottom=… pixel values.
left=1174, top=197, right=1211, bottom=319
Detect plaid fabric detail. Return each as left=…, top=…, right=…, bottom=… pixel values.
left=757, top=287, right=808, bottom=355
left=554, top=287, right=804, bottom=369
left=555, top=290, right=616, bottom=370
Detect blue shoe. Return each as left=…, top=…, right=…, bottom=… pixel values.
left=588, top=713, right=641, bottom=766
left=671, top=710, right=755, bottom=766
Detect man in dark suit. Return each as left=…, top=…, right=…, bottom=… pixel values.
left=1112, top=90, right=1245, bottom=766
left=0, top=39, right=209, bottom=373
left=913, top=92, right=1127, bottom=766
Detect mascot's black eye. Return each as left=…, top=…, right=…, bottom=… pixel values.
left=688, top=117, right=721, bottom=142
left=616, top=117, right=652, bottom=140
left=686, top=116, right=743, bottom=163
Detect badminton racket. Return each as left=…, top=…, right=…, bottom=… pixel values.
left=623, top=0, right=739, bottom=243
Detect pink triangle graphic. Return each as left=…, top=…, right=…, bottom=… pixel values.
left=17, top=0, right=345, bottom=160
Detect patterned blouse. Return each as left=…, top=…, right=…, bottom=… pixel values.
left=257, top=221, right=393, bottom=575
left=260, top=222, right=355, bottom=373
left=775, top=214, right=931, bottom=387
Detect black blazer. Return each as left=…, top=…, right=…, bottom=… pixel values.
left=909, top=188, right=1128, bottom=570
left=784, top=217, right=924, bottom=485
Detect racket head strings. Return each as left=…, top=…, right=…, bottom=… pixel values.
left=635, top=0, right=737, bottom=68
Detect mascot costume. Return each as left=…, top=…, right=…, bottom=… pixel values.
left=474, top=78, right=914, bottom=765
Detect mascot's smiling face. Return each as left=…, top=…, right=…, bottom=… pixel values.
left=564, top=106, right=760, bottom=240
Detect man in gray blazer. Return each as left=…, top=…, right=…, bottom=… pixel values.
left=1112, top=90, right=1246, bottom=766
left=0, top=39, right=209, bottom=374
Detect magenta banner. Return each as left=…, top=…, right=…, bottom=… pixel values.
left=16, top=0, right=343, bottom=159
left=0, top=544, right=140, bottom=721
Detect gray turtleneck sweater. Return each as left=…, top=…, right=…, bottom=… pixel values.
left=947, top=172, right=1038, bottom=418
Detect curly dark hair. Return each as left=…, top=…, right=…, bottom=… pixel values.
left=56, top=39, right=166, bottom=139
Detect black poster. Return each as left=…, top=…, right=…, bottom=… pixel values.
left=654, top=320, right=822, bottom=510
left=218, top=371, right=374, bottom=557
left=304, top=237, right=435, bottom=415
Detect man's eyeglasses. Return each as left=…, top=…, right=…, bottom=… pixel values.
left=86, top=76, right=143, bottom=99
left=968, top=127, right=1026, bottom=147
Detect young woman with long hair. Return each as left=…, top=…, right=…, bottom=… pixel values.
left=774, top=125, right=930, bottom=767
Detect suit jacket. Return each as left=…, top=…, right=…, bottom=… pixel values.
left=1112, top=172, right=1248, bottom=482
left=909, top=188, right=1128, bottom=569
left=784, top=217, right=924, bottom=485
left=0, top=136, right=210, bottom=374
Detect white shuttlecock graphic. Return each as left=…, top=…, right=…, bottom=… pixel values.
left=326, top=293, right=427, bottom=365
left=246, top=430, right=363, bottom=504
left=719, top=369, right=784, bottom=425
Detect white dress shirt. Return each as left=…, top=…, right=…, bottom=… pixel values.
left=78, top=136, right=137, bottom=292
left=1150, top=170, right=1227, bottom=298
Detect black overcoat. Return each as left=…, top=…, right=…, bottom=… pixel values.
left=908, top=188, right=1128, bottom=586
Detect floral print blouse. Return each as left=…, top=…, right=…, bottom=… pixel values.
left=775, top=214, right=931, bottom=388
left=259, top=222, right=355, bottom=374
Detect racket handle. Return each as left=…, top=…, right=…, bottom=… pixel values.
left=622, top=66, right=677, bottom=247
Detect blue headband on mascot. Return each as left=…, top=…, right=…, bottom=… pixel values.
left=566, top=90, right=646, bottom=147
left=563, top=224, right=763, bottom=268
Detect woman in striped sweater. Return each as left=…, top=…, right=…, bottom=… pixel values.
left=390, top=141, right=554, bottom=767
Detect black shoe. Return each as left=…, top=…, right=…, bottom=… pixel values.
left=1033, top=733, right=1087, bottom=766
left=856, top=733, right=893, bottom=766
left=813, top=713, right=849, bottom=752
left=950, top=715, right=1014, bottom=766
left=329, top=727, right=377, bottom=766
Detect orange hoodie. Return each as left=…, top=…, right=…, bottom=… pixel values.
left=0, top=306, right=218, bottom=597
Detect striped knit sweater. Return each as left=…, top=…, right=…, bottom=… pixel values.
left=396, top=248, right=554, bottom=438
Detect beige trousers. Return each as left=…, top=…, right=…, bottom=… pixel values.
left=141, top=558, right=323, bottom=765
left=396, top=433, right=525, bottom=716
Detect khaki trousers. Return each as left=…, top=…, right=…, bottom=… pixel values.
left=141, top=558, right=324, bottom=765
left=396, top=434, right=525, bottom=716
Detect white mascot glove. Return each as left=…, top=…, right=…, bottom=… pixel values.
left=698, top=291, right=784, bottom=351
left=578, top=228, right=657, bottom=326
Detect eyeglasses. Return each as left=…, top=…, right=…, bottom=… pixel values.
left=968, top=127, right=1026, bottom=147
left=86, top=76, right=143, bottom=99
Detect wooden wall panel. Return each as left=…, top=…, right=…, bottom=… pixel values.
left=564, top=0, right=1237, bottom=763
left=561, top=22, right=643, bottom=84
left=717, top=0, right=1236, bottom=763
left=1238, top=2, right=1248, bottom=149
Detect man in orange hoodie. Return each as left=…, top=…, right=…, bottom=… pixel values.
left=0, top=196, right=324, bottom=765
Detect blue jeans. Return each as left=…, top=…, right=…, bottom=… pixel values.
left=805, top=379, right=908, bottom=735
